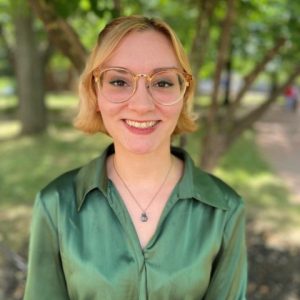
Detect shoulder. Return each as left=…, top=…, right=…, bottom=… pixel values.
left=39, top=168, right=80, bottom=199
left=35, top=145, right=112, bottom=213
left=173, top=146, right=244, bottom=211
left=35, top=168, right=81, bottom=216
left=208, top=173, right=244, bottom=209
left=207, top=173, right=242, bottom=202
left=192, top=166, right=244, bottom=212
left=201, top=173, right=246, bottom=235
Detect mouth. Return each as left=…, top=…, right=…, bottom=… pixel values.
left=124, top=119, right=159, bottom=129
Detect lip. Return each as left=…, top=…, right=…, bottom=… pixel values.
left=122, top=119, right=160, bottom=135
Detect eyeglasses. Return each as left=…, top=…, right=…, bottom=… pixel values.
left=93, top=67, right=192, bottom=106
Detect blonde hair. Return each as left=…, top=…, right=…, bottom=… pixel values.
left=74, top=15, right=198, bottom=135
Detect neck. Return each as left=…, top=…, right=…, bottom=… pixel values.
left=109, top=144, right=173, bottom=185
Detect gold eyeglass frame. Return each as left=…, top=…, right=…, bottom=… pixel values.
left=93, top=67, right=193, bottom=106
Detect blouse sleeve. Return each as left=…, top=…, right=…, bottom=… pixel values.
left=24, top=192, right=70, bottom=300
left=204, top=198, right=248, bottom=300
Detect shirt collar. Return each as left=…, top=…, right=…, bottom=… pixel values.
left=75, top=144, right=114, bottom=211
left=75, top=144, right=229, bottom=211
left=172, top=147, right=229, bottom=210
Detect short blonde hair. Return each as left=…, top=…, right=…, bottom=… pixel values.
left=74, top=15, right=198, bottom=135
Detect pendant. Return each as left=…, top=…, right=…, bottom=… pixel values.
left=140, top=212, right=148, bottom=222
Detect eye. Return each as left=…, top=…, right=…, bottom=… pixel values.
left=109, top=79, right=128, bottom=87
left=153, top=80, right=174, bottom=88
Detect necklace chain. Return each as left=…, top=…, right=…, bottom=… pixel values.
left=112, top=156, right=174, bottom=222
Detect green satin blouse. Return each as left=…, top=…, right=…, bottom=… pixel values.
left=24, top=145, right=247, bottom=300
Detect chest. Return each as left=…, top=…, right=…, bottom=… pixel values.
left=60, top=193, right=224, bottom=300
left=118, top=188, right=171, bottom=249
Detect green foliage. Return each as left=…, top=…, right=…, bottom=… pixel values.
left=48, top=52, right=71, bottom=71
left=2, top=0, right=300, bottom=85
left=48, top=0, right=122, bottom=18
left=130, top=0, right=199, bottom=51
left=89, top=0, right=120, bottom=18
left=7, top=0, right=33, bottom=18
left=232, top=0, right=299, bottom=75
left=46, top=0, right=81, bottom=18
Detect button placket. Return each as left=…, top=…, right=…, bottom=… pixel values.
left=107, top=180, right=146, bottom=266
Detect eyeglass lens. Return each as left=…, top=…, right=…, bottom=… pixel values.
left=99, top=69, right=187, bottom=105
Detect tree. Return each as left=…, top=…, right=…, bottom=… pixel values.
left=1, top=0, right=52, bottom=135
left=28, top=0, right=300, bottom=169
left=14, top=2, right=46, bottom=134
left=192, top=0, right=300, bottom=170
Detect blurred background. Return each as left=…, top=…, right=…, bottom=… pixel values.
left=0, top=0, right=299, bottom=299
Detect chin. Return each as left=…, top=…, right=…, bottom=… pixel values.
left=118, top=138, right=168, bottom=156
left=125, top=143, right=157, bottom=155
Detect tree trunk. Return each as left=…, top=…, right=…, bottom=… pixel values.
left=223, top=43, right=233, bottom=106
left=269, top=72, right=278, bottom=96
left=199, top=0, right=237, bottom=170
left=200, top=132, right=230, bottom=171
left=209, top=0, right=236, bottom=119
left=189, top=0, right=218, bottom=79
left=14, top=7, right=47, bottom=135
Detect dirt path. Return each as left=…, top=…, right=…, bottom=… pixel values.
left=255, top=106, right=300, bottom=204
left=254, top=105, right=300, bottom=250
left=247, top=106, right=300, bottom=300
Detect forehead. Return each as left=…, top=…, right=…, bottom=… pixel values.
left=103, top=30, right=180, bottom=71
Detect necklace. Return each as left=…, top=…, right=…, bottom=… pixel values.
left=112, top=156, right=174, bottom=222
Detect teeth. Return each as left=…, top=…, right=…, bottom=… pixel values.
left=125, top=120, right=157, bottom=129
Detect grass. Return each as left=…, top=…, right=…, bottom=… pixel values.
left=215, top=131, right=300, bottom=234
left=0, top=129, right=111, bottom=206
left=0, top=92, right=299, bottom=254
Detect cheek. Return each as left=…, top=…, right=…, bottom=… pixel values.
left=97, top=97, right=117, bottom=116
left=96, top=98, right=112, bottom=131
left=162, top=102, right=183, bottom=122
left=97, top=97, right=126, bottom=128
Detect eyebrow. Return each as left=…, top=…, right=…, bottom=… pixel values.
left=106, top=66, right=180, bottom=73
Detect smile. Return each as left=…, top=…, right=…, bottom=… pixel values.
left=125, top=120, right=159, bottom=129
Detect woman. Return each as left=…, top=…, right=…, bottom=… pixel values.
left=24, top=15, right=247, bottom=300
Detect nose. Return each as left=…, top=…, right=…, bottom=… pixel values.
left=127, top=77, right=156, bottom=112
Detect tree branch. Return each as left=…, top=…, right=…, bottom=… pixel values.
left=189, top=0, right=218, bottom=78
left=208, top=0, right=236, bottom=123
left=28, top=0, right=87, bottom=73
left=230, top=37, right=286, bottom=113
left=112, top=0, right=122, bottom=16
left=232, top=64, right=300, bottom=138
